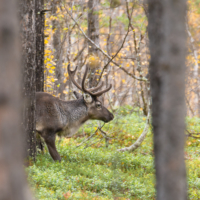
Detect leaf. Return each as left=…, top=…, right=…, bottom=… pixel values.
left=63, top=191, right=71, bottom=199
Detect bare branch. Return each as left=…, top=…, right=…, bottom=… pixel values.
left=117, top=98, right=151, bottom=152
left=64, top=6, right=148, bottom=82
left=97, top=24, right=131, bottom=84
left=186, top=129, right=200, bottom=138
left=76, top=123, right=105, bottom=148
left=76, top=131, right=97, bottom=148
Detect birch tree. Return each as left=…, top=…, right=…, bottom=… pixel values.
left=87, top=0, right=100, bottom=87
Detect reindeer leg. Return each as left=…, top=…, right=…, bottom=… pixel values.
left=36, top=132, right=44, bottom=153
left=43, top=130, right=61, bottom=162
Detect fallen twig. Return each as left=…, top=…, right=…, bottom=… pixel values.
left=186, top=129, right=200, bottom=139
left=117, top=98, right=151, bottom=152
left=76, top=131, right=97, bottom=148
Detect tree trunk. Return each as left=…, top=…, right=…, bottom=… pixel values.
left=148, top=0, right=187, bottom=199
left=87, top=0, right=100, bottom=87
left=0, top=0, right=34, bottom=198
left=35, top=0, right=44, bottom=92
left=186, top=23, right=200, bottom=116
left=20, top=0, right=37, bottom=161
left=35, top=0, right=44, bottom=152
left=52, top=0, right=66, bottom=99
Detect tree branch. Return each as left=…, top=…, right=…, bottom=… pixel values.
left=64, top=6, right=148, bottom=82
left=117, top=98, right=151, bottom=152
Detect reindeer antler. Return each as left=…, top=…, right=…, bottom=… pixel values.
left=67, top=65, right=83, bottom=91
left=67, top=64, right=112, bottom=97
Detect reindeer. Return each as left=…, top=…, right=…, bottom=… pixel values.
left=36, top=64, right=114, bottom=161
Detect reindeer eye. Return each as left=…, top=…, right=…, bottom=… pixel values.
left=96, top=103, right=102, bottom=110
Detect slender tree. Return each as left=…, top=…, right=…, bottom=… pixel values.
left=20, top=0, right=37, bottom=161
left=0, top=0, right=33, bottom=198
left=35, top=0, right=45, bottom=152
left=87, top=0, right=100, bottom=87
left=148, top=0, right=187, bottom=199
left=52, top=0, right=67, bottom=99
left=36, top=0, right=44, bottom=92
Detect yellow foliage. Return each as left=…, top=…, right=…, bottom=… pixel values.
left=50, top=16, right=57, bottom=20
left=88, top=55, right=100, bottom=69
left=45, top=49, right=52, bottom=54
left=73, top=6, right=76, bottom=11
left=64, top=73, right=68, bottom=78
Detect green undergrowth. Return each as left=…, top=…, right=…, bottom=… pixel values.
left=27, top=106, right=200, bottom=200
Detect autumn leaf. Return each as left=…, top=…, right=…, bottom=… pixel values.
left=63, top=191, right=71, bottom=199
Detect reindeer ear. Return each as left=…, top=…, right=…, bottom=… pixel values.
left=73, top=91, right=82, bottom=99
left=83, top=93, right=93, bottom=103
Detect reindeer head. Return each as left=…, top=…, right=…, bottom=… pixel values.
left=68, top=64, right=114, bottom=123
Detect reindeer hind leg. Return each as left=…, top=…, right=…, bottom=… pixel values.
left=43, top=130, right=61, bottom=162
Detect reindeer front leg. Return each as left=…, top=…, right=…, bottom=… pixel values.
left=43, top=130, right=61, bottom=162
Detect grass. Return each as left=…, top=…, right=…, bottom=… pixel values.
left=26, top=106, right=200, bottom=200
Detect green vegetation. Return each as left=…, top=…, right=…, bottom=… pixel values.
left=27, top=106, right=200, bottom=199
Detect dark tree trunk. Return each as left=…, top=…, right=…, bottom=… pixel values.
left=148, top=0, right=187, bottom=199
left=35, top=0, right=44, bottom=152
left=0, top=0, right=33, bottom=198
left=87, top=0, right=100, bottom=87
left=35, top=0, right=44, bottom=92
left=20, top=0, right=37, bottom=161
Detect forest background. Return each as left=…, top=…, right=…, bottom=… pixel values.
left=43, top=0, right=200, bottom=118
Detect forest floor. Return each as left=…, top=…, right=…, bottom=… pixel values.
left=26, top=106, right=200, bottom=200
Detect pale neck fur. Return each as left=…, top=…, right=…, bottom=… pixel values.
left=58, top=98, right=89, bottom=137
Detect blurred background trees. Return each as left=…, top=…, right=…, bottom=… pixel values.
left=42, top=0, right=200, bottom=118
left=43, top=0, right=150, bottom=113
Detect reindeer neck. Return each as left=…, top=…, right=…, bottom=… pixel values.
left=61, top=98, right=89, bottom=124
